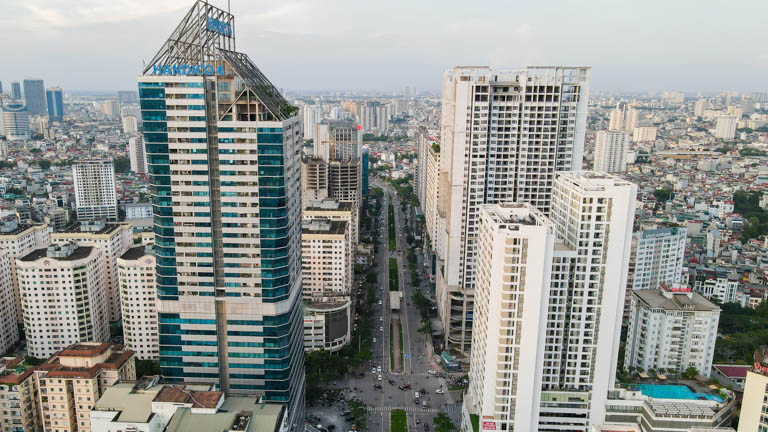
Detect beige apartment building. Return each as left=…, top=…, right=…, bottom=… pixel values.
left=17, top=243, right=109, bottom=359
left=117, top=246, right=158, bottom=360
left=51, top=221, right=133, bottom=322
left=35, top=343, right=136, bottom=432
left=0, top=357, right=40, bottom=432
left=0, top=220, right=50, bottom=323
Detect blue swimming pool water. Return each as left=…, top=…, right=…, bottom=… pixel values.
left=635, top=384, right=723, bottom=402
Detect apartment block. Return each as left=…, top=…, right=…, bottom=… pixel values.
left=17, top=243, right=110, bottom=359
left=625, top=287, right=720, bottom=377
left=300, top=219, right=352, bottom=352
left=424, top=139, right=441, bottom=253
left=625, top=227, right=687, bottom=319
left=594, top=130, right=629, bottom=173
left=715, top=115, right=737, bottom=140
left=465, top=203, right=556, bottom=431
left=52, top=220, right=133, bottom=322
left=0, top=250, right=19, bottom=355
left=117, top=246, right=158, bottom=360
left=0, top=357, right=40, bottom=432
left=738, top=350, right=768, bottom=432
left=436, top=66, right=589, bottom=354
left=72, top=160, right=118, bottom=222
left=0, top=220, right=50, bottom=323
left=35, top=343, right=135, bottom=432
left=462, top=172, right=637, bottom=432
left=303, top=199, right=357, bottom=246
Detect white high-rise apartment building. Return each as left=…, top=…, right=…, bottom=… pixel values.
left=632, top=126, right=657, bottom=142
left=624, top=107, right=638, bottom=132
left=694, top=98, right=708, bottom=117
left=463, top=172, right=637, bottom=432
left=73, top=160, right=118, bottom=222
left=361, top=102, right=388, bottom=134
left=122, top=115, right=138, bottom=134
left=138, top=3, right=305, bottom=423
left=627, top=227, right=687, bottom=292
left=129, top=135, right=146, bottom=174
left=436, top=66, right=589, bottom=354
left=101, top=99, right=120, bottom=118
left=0, top=250, right=19, bottom=354
left=303, top=105, right=323, bottom=141
left=52, top=220, right=133, bottom=322
left=303, top=199, right=357, bottom=246
left=537, top=172, right=635, bottom=431
left=715, top=114, right=738, bottom=139
left=424, top=141, right=441, bottom=252
left=625, top=288, right=720, bottom=378
left=17, top=242, right=109, bottom=358
left=301, top=219, right=352, bottom=299
left=466, top=203, right=556, bottom=432
left=301, top=219, right=352, bottom=352
left=594, top=130, right=629, bottom=173
left=415, top=128, right=429, bottom=206
left=608, top=102, right=636, bottom=132
left=0, top=220, right=50, bottom=323
left=117, top=246, right=158, bottom=360
left=609, top=107, right=624, bottom=131
left=738, top=351, right=768, bottom=432
left=625, top=226, right=687, bottom=320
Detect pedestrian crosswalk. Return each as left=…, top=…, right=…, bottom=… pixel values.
left=371, top=404, right=461, bottom=415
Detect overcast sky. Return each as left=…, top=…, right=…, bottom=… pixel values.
left=2, top=0, right=766, bottom=94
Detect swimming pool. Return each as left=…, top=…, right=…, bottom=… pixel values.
left=635, top=384, right=723, bottom=402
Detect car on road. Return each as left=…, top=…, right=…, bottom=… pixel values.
left=378, top=375, right=382, bottom=381
left=435, top=389, right=445, bottom=394
left=414, top=391, right=420, bottom=399
left=378, top=300, right=382, bottom=305
left=371, top=368, right=376, bottom=374
left=373, top=338, right=376, bottom=343
left=427, top=370, right=437, bottom=376
left=380, top=317, right=383, bottom=321
left=380, top=326, right=383, bottom=331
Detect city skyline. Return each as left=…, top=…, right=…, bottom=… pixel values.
left=2, top=0, right=767, bottom=93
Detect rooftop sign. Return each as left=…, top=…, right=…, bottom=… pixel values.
left=207, top=16, right=232, bottom=37
left=152, top=64, right=225, bottom=76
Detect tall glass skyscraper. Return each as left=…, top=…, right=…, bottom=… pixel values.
left=46, top=87, right=64, bottom=122
left=23, top=79, right=46, bottom=116
left=138, top=2, right=304, bottom=429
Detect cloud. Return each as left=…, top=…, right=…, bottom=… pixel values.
left=6, top=0, right=190, bottom=30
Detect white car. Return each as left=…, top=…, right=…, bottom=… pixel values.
left=380, top=326, right=384, bottom=331
left=373, top=337, right=376, bottom=343
left=378, top=375, right=383, bottom=381
left=435, top=389, right=445, bottom=394
left=378, top=300, right=382, bottom=305
left=372, top=368, right=376, bottom=374
left=379, top=317, right=383, bottom=321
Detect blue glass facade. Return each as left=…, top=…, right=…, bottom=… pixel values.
left=361, top=146, right=369, bottom=196
left=139, top=75, right=304, bottom=429
left=45, top=88, right=64, bottom=122
left=138, top=83, right=177, bottom=301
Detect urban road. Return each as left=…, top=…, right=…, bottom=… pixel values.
left=340, top=180, right=463, bottom=431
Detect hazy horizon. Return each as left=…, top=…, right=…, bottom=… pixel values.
left=2, top=0, right=767, bottom=94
